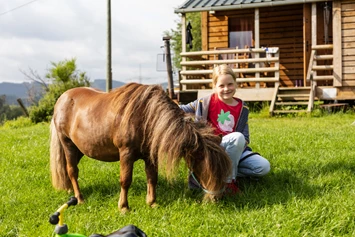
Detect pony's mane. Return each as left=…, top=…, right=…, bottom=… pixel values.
left=107, top=83, right=230, bottom=184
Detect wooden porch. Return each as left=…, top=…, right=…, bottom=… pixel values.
left=178, top=45, right=336, bottom=115
left=175, top=0, right=355, bottom=115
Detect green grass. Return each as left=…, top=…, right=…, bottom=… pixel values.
left=1, top=114, right=355, bottom=236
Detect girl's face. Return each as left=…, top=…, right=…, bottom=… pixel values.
left=215, top=74, right=237, bottom=104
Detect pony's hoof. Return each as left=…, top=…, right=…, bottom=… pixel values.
left=120, top=207, right=130, bottom=214
left=150, top=203, right=159, bottom=209
left=76, top=195, right=85, bottom=204
left=77, top=198, right=85, bottom=204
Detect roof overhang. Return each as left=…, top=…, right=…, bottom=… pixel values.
left=175, top=0, right=332, bottom=14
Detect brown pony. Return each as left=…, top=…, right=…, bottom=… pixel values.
left=50, top=83, right=231, bottom=212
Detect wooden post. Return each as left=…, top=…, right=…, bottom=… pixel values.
left=181, top=13, right=187, bottom=91
left=16, top=98, right=29, bottom=117
left=311, top=3, right=317, bottom=81
left=106, top=0, right=112, bottom=92
left=275, top=50, right=280, bottom=83
left=163, top=37, right=175, bottom=99
left=254, top=8, right=260, bottom=89
left=254, top=8, right=260, bottom=49
left=333, top=0, right=342, bottom=87
left=201, top=12, right=209, bottom=51
left=303, top=4, right=311, bottom=86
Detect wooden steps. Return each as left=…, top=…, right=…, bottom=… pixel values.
left=275, top=101, right=309, bottom=105
left=272, top=109, right=308, bottom=113
left=270, top=86, right=314, bottom=115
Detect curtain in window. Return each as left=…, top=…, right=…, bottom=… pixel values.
left=229, top=17, right=253, bottom=49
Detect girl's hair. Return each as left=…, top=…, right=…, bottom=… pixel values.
left=212, top=64, right=237, bottom=86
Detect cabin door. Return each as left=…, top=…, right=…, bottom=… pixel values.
left=304, top=2, right=333, bottom=87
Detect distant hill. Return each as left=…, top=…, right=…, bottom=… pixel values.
left=0, top=81, right=44, bottom=106
left=0, top=80, right=126, bottom=106
left=0, top=80, right=169, bottom=106
left=0, top=82, right=35, bottom=98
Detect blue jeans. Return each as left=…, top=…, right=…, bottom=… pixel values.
left=221, top=132, right=270, bottom=182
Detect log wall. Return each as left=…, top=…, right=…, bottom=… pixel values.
left=259, top=5, right=304, bottom=87
left=342, top=0, right=355, bottom=87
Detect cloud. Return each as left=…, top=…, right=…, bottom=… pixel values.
left=0, top=0, right=183, bottom=85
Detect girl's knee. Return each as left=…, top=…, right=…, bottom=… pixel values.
left=239, top=154, right=271, bottom=177
left=221, top=132, right=246, bottom=150
left=256, top=159, right=270, bottom=176
left=231, top=132, right=245, bottom=148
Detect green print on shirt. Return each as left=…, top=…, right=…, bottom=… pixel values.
left=217, top=109, right=231, bottom=124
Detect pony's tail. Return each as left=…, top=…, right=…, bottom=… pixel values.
left=50, top=119, right=72, bottom=191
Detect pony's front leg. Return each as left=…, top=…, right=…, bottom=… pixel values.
left=144, top=158, right=158, bottom=207
left=118, top=150, right=134, bottom=212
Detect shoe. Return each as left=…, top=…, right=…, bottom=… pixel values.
left=249, top=176, right=260, bottom=181
left=224, top=179, right=240, bottom=196
left=188, top=174, right=200, bottom=190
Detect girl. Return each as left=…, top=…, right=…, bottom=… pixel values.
left=179, top=64, right=270, bottom=195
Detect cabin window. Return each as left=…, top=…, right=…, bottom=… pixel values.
left=228, top=17, right=254, bottom=49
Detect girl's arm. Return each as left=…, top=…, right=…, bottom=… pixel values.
left=242, top=122, right=250, bottom=145
left=239, top=104, right=250, bottom=144
left=179, top=100, right=198, bottom=114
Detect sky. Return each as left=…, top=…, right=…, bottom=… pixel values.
left=0, top=0, right=185, bottom=85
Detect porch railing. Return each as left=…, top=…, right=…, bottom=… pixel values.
left=306, top=44, right=333, bottom=110
left=179, top=47, right=280, bottom=91
left=306, top=44, right=334, bottom=82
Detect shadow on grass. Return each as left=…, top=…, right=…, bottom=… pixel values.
left=229, top=169, right=321, bottom=208
left=80, top=179, right=120, bottom=201
left=153, top=169, right=322, bottom=210
left=79, top=173, right=196, bottom=205
left=319, top=160, right=355, bottom=175
left=78, top=167, right=323, bottom=211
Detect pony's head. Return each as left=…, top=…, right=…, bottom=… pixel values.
left=183, top=118, right=232, bottom=201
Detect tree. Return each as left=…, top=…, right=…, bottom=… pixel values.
left=29, top=58, right=90, bottom=123
left=20, top=67, right=48, bottom=105
left=164, top=12, right=202, bottom=70
left=0, top=95, right=8, bottom=123
left=0, top=95, right=24, bottom=124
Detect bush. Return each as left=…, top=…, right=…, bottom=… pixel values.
left=1, top=116, right=34, bottom=129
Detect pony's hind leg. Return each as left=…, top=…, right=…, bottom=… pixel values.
left=61, top=138, right=84, bottom=203
left=144, top=158, right=158, bottom=207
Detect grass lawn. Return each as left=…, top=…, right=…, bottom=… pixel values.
left=1, top=114, right=355, bottom=236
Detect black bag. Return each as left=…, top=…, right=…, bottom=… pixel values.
left=90, top=224, right=147, bottom=237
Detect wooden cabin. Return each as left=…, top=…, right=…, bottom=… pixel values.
left=174, top=0, right=355, bottom=114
